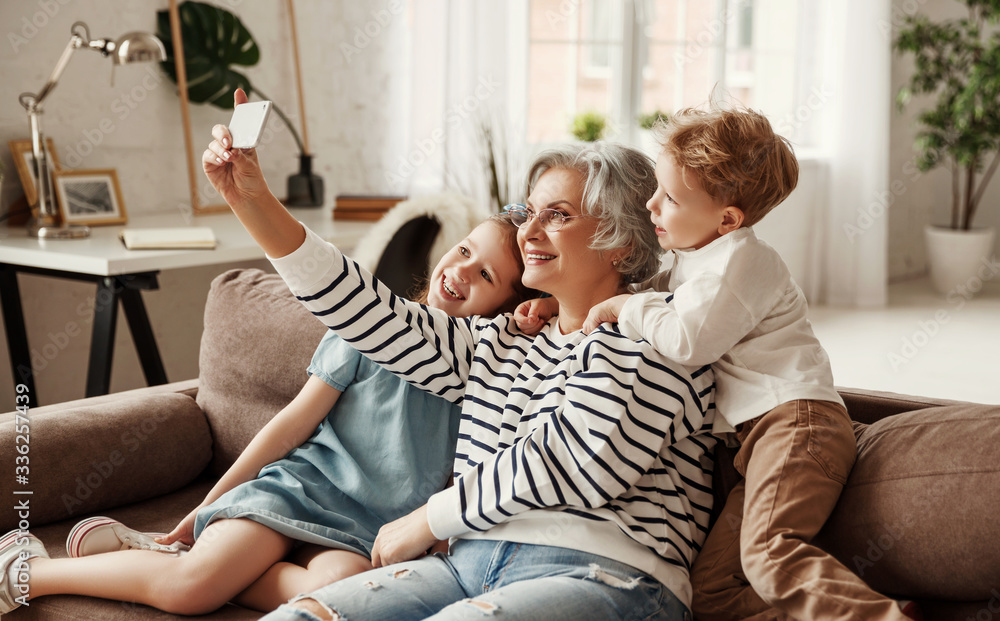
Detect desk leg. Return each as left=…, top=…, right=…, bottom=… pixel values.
left=0, top=265, right=38, bottom=407
left=86, top=277, right=120, bottom=397
left=120, top=285, right=167, bottom=387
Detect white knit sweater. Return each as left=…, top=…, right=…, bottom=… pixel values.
left=270, top=225, right=718, bottom=607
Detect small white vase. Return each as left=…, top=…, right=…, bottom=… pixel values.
left=924, top=225, right=997, bottom=295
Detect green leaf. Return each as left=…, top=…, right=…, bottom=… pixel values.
left=637, top=109, right=669, bottom=130
left=893, top=0, right=1000, bottom=227
left=570, top=111, right=608, bottom=142
left=156, top=1, right=260, bottom=109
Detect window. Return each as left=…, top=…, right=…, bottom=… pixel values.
left=513, top=0, right=813, bottom=148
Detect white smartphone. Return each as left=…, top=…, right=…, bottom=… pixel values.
left=228, top=100, right=272, bottom=149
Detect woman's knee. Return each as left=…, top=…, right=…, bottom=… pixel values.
left=301, top=553, right=374, bottom=591
left=284, top=595, right=342, bottom=620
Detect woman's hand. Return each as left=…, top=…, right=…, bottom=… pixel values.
left=514, top=297, right=559, bottom=335
left=202, top=88, right=271, bottom=211
left=156, top=505, right=201, bottom=547
left=582, top=293, right=631, bottom=334
left=370, top=505, right=439, bottom=568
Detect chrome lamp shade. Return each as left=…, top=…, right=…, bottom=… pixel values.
left=18, top=22, right=166, bottom=239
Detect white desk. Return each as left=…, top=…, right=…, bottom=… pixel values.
left=0, top=209, right=372, bottom=405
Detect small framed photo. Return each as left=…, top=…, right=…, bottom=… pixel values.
left=52, top=169, right=128, bottom=226
left=8, top=138, right=61, bottom=208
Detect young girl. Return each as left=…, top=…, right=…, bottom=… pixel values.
left=0, top=212, right=533, bottom=616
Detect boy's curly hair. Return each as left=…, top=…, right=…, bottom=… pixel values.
left=653, top=106, right=798, bottom=227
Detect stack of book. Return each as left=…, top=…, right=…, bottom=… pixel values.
left=333, top=195, right=406, bottom=221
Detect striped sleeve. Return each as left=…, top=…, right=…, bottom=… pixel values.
left=427, top=330, right=710, bottom=539
left=269, top=224, right=478, bottom=404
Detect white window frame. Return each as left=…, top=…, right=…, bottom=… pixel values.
left=510, top=0, right=817, bottom=150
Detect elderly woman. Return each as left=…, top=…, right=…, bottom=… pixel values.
left=203, top=96, right=716, bottom=621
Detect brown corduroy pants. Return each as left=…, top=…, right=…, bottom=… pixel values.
left=691, top=400, right=910, bottom=621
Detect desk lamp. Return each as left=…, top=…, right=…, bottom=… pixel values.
left=18, top=21, right=166, bottom=239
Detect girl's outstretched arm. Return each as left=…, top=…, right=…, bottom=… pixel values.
left=203, top=88, right=306, bottom=259
left=159, top=376, right=341, bottom=546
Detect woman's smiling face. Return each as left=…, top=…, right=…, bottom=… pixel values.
left=517, top=167, right=620, bottom=306
left=426, top=221, right=521, bottom=317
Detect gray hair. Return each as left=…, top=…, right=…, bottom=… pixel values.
left=525, top=142, right=662, bottom=284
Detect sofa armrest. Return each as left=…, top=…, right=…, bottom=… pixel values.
left=0, top=389, right=213, bottom=531
left=836, top=386, right=969, bottom=424
left=18, top=379, right=200, bottom=416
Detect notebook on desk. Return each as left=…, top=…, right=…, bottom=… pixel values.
left=119, top=227, right=217, bottom=250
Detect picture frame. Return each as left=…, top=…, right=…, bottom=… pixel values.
left=51, top=169, right=128, bottom=226
left=8, top=137, right=61, bottom=208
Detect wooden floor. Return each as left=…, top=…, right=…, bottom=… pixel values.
left=808, top=277, right=1000, bottom=405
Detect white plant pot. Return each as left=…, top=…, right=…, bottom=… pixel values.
left=924, top=225, right=996, bottom=295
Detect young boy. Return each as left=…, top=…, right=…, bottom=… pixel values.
left=517, top=107, right=920, bottom=621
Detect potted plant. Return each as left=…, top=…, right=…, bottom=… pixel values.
left=570, top=111, right=609, bottom=142
left=475, top=113, right=519, bottom=214
left=637, top=109, right=669, bottom=156
left=894, top=0, right=1000, bottom=294
left=156, top=1, right=323, bottom=206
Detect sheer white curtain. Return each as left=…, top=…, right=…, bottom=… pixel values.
left=406, top=0, right=512, bottom=215
left=815, top=0, right=892, bottom=306
left=403, top=0, right=893, bottom=307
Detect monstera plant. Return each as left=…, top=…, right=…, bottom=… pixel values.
left=156, top=1, right=322, bottom=206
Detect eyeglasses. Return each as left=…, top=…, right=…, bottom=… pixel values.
left=504, top=204, right=585, bottom=232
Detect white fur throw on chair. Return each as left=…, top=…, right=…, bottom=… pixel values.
left=351, top=192, right=482, bottom=275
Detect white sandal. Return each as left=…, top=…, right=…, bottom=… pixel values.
left=0, top=529, right=49, bottom=614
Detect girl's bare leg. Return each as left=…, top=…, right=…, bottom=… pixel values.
left=234, top=544, right=373, bottom=612
left=25, top=518, right=294, bottom=616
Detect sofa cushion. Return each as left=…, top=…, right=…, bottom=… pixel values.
left=197, top=269, right=327, bottom=475
left=817, top=404, right=1000, bottom=600
left=0, top=392, right=211, bottom=531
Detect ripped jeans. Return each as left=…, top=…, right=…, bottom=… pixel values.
left=262, top=539, right=691, bottom=621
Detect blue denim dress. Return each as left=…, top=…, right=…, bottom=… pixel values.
left=193, top=331, right=461, bottom=557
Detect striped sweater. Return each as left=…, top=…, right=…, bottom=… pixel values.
left=270, top=225, right=717, bottom=606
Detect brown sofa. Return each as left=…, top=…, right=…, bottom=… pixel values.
left=2, top=268, right=999, bottom=620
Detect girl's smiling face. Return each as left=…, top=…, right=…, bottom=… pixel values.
left=426, top=221, right=522, bottom=317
